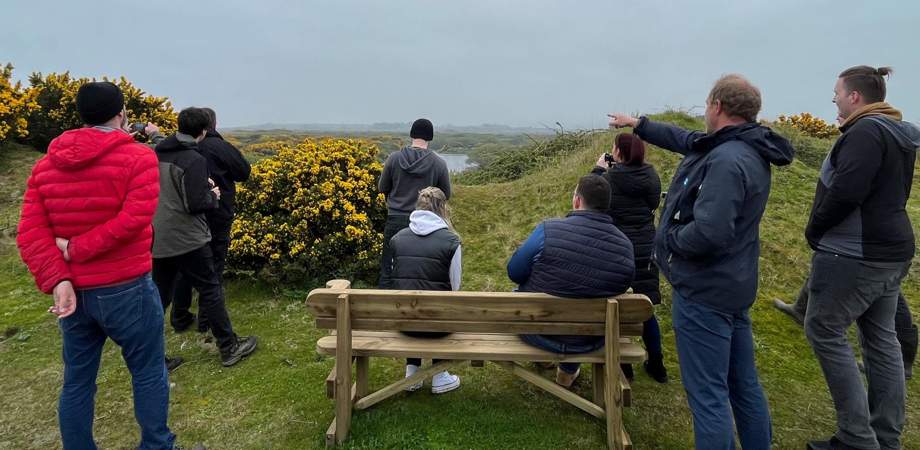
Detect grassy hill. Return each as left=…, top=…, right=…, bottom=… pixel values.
left=1, top=114, right=918, bottom=449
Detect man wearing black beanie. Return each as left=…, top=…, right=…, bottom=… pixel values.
left=18, top=81, right=184, bottom=448
left=377, top=118, right=451, bottom=288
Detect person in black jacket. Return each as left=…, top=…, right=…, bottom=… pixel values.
left=591, top=133, right=666, bottom=383
left=170, top=108, right=252, bottom=334
left=152, top=107, right=257, bottom=368
left=509, top=175, right=635, bottom=387
left=609, top=74, right=794, bottom=450
left=801, top=66, right=920, bottom=450
left=389, top=187, right=462, bottom=394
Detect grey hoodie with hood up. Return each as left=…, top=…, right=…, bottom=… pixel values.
left=379, top=146, right=451, bottom=215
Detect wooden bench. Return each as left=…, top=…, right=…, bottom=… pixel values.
left=306, top=279, right=653, bottom=449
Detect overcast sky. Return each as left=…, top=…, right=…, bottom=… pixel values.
left=3, top=0, right=917, bottom=129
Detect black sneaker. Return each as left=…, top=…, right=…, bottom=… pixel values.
left=643, top=359, right=669, bottom=384
left=166, top=356, right=184, bottom=372
left=172, top=315, right=197, bottom=334
left=807, top=437, right=860, bottom=450
left=221, top=336, right=258, bottom=367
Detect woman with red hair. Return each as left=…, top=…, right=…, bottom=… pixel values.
left=592, top=133, right=667, bottom=383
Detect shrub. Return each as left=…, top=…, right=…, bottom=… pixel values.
left=0, top=63, right=37, bottom=143
left=776, top=113, right=839, bottom=139
left=229, top=138, right=387, bottom=282
left=24, top=72, right=177, bottom=150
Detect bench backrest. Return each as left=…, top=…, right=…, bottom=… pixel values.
left=306, top=280, right=653, bottom=336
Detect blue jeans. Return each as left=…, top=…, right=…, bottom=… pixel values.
left=59, top=274, right=175, bottom=450
left=672, top=291, right=771, bottom=450
left=519, top=334, right=604, bottom=374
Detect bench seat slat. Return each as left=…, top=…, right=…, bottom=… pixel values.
left=316, top=331, right=647, bottom=364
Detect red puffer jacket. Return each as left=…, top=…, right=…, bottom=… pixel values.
left=17, top=127, right=159, bottom=293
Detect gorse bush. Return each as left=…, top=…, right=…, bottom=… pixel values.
left=229, top=138, right=387, bottom=282
left=776, top=112, right=839, bottom=139
left=0, top=64, right=38, bottom=143
left=24, top=72, right=177, bottom=150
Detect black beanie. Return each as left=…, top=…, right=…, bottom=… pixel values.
left=409, top=118, right=434, bottom=141
left=76, top=81, right=125, bottom=125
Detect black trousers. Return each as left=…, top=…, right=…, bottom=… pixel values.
left=171, top=223, right=231, bottom=331
left=153, top=244, right=237, bottom=353
left=378, top=214, right=410, bottom=289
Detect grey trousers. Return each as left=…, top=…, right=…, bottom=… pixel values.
left=804, top=252, right=909, bottom=450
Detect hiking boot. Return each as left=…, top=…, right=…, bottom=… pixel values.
left=404, top=364, right=423, bottom=392
left=773, top=299, right=805, bottom=326
left=555, top=366, right=580, bottom=388
left=620, top=363, right=634, bottom=382
left=221, top=336, right=258, bottom=367
left=643, top=358, right=668, bottom=384
left=175, top=445, right=207, bottom=450
left=431, top=371, right=460, bottom=394
left=166, top=356, right=184, bottom=372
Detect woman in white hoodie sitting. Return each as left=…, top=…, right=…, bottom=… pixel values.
left=388, top=186, right=462, bottom=394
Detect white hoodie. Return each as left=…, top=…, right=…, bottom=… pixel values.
left=408, top=210, right=462, bottom=291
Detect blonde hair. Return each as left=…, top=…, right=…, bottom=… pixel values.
left=416, top=186, right=453, bottom=229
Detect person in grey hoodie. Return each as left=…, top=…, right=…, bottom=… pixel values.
left=609, top=74, right=794, bottom=450
left=377, top=118, right=451, bottom=288
left=388, top=187, right=462, bottom=394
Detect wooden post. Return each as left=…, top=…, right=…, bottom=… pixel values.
left=355, top=356, right=369, bottom=400
left=593, top=363, right=605, bottom=408
left=334, top=292, right=352, bottom=445
left=605, top=299, right=624, bottom=450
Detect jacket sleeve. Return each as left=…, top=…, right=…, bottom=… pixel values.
left=666, top=151, right=745, bottom=259
left=218, top=141, right=251, bottom=182
left=449, top=245, right=462, bottom=291
left=507, top=222, right=545, bottom=284
left=183, top=155, right=219, bottom=214
left=378, top=155, right=393, bottom=194
left=806, top=127, right=883, bottom=239
left=437, top=161, right=452, bottom=199
left=66, top=149, right=160, bottom=265
left=17, top=168, right=73, bottom=294
left=634, top=116, right=705, bottom=156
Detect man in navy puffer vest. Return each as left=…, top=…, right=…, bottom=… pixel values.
left=508, top=175, right=635, bottom=387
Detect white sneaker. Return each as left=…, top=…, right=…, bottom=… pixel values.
left=405, top=364, right=423, bottom=392
left=431, top=371, right=460, bottom=394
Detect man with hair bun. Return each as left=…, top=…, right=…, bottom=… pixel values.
left=609, top=73, right=794, bottom=450
left=802, top=66, right=920, bottom=450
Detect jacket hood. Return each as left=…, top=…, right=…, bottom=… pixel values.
left=397, top=146, right=440, bottom=175
left=48, top=127, right=136, bottom=170
left=607, top=164, right=657, bottom=196
left=155, top=133, right=199, bottom=154
left=864, top=116, right=920, bottom=153
left=409, top=210, right=449, bottom=236
left=694, top=123, right=795, bottom=166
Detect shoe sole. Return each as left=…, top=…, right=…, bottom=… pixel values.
left=431, top=377, right=460, bottom=394
left=221, top=340, right=258, bottom=367
left=404, top=382, right=423, bottom=392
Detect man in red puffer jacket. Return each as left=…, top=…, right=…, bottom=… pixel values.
left=16, top=81, right=180, bottom=449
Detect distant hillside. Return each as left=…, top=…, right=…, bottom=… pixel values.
left=226, top=122, right=558, bottom=135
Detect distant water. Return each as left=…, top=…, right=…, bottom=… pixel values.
left=438, top=153, right=477, bottom=173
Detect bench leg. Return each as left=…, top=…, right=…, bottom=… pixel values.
left=605, top=300, right=624, bottom=450
left=325, top=383, right=357, bottom=448
left=593, top=363, right=605, bottom=408
left=334, top=294, right=353, bottom=445
left=356, top=356, right=369, bottom=399
left=496, top=361, right=605, bottom=419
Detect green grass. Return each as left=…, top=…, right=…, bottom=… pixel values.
left=1, top=114, right=919, bottom=449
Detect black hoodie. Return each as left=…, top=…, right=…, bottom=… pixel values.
left=635, top=118, right=795, bottom=313
left=152, top=133, right=218, bottom=258
left=806, top=115, right=920, bottom=261
left=378, top=146, right=451, bottom=215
